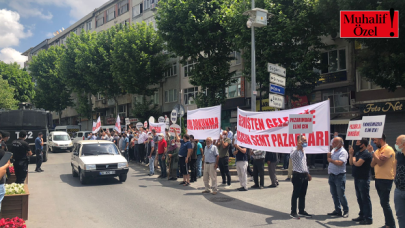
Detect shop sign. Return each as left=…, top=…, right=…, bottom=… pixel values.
left=317, top=71, right=347, bottom=85
left=359, top=101, right=404, bottom=114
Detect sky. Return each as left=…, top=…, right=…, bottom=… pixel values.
left=0, top=0, right=110, bottom=67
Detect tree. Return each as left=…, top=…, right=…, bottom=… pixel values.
left=156, top=0, right=239, bottom=107
left=29, top=46, right=74, bottom=124
left=0, top=76, right=18, bottom=110
left=111, top=22, right=168, bottom=105
left=0, top=62, right=35, bottom=102
left=318, top=0, right=405, bottom=91
left=131, top=96, right=161, bottom=122
left=231, top=0, right=328, bottom=107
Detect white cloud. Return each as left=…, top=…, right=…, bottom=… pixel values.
left=0, top=48, right=27, bottom=68
left=0, top=9, right=32, bottom=48
left=9, top=0, right=53, bottom=20
left=45, top=32, right=54, bottom=38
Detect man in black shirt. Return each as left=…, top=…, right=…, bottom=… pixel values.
left=12, top=131, right=32, bottom=184
left=0, top=131, right=10, bottom=151
left=349, top=139, right=373, bottom=225
left=394, top=135, right=405, bottom=228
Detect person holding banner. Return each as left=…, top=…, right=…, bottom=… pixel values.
left=370, top=134, right=396, bottom=228
left=138, top=128, right=148, bottom=163
left=327, top=137, right=349, bottom=218
left=217, top=131, right=231, bottom=187
left=251, top=150, right=265, bottom=189
left=157, top=133, right=168, bottom=179
left=179, top=134, right=192, bottom=186
left=167, top=139, right=179, bottom=181
left=233, top=142, right=249, bottom=191
left=349, top=139, right=373, bottom=225
left=394, top=135, right=405, bottom=228
left=290, top=135, right=312, bottom=219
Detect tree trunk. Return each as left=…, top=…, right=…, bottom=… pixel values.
left=259, top=82, right=262, bottom=111
left=58, top=110, right=62, bottom=125
left=114, top=97, right=119, bottom=117
left=88, top=93, right=93, bottom=123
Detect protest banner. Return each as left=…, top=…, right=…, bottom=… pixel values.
left=288, top=114, right=313, bottom=134
left=237, top=100, right=330, bottom=154
left=149, top=122, right=166, bottom=134
left=92, top=117, right=101, bottom=133
left=187, top=105, right=221, bottom=140
left=360, top=115, right=386, bottom=138
left=169, top=124, right=181, bottom=136
left=346, top=120, right=363, bottom=140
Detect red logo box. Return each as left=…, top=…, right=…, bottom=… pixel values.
left=340, top=10, right=399, bottom=38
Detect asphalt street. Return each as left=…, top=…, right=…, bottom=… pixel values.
left=25, top=152, right=399, bottom=228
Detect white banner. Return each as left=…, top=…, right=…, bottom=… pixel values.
left=187, top=105, right=221, bottom=140
left=288, top=114, right=313, bottom=134
left=149, top=122, right=166, bottom=134
left=346, top=120, right=362, bottom=140
left=237, top=100, right=330, bottom=154
left=360, top=115, right=386, bottom=138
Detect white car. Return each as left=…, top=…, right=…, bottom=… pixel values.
left=72, top=131, right=92, bottom=144
left=48, top=131, right=73, bottom=152
left=71, top=140, right=129, bottom=184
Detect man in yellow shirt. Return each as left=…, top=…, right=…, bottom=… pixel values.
left=369, top=134, right=396, bottom=228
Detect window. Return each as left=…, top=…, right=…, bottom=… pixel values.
left=118, top=0, right=129, bottom=15
left=151, top=0, right=159, bottom=9
left=184, top=87, right=198, bottom=105
left=144, top=0, right=151, bottom=10
left=120, top=19, right=130, bottom=26
left=321, top=49, right=346, bottom=73
left=145, top=17, right=156, bottom=30
left=229, top=51, right=241, bottom=65
left=226, top=71, right=242, bottom=98
left=164, top=89, right=177, bottom=103
left=322, top=87, right=351, bottom=114
left=183, top=61, right=196, bottom=77
left=118, top=105, right=127, bottom=116
left=358, top=71, right=382, bottom=91
left=97, top=93, right=104, bottom=100
left=164, top=62, right=177, bottom=77
left=86, top=21, right=92, bottom=30
left=132, top=4, right=143, bottom=17
left=151, top=91, right=159, bottom=104
left=107, top=7, right=115, bottom=21
left=96, top=14, right=104, bottom=27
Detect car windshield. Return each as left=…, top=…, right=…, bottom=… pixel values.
left=81, top=144, right=119, bottom=156
left=53, top=135, right=70, bottom=141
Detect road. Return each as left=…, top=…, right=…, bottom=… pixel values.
left=26, top=152, right=398, bottom=228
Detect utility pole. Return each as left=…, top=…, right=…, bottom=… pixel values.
left=251, top=0, right=256, bottom=112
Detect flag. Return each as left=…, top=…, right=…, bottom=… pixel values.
left=93, top=117, right=101, bottom=133
left=92, top=122, right=96, bottom=133
left=114, top=115, right=121, bottom=133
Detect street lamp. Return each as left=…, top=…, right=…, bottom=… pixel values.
left=243, top=6, right=269, bottom=112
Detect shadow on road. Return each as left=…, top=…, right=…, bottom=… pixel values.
left=60, top=174, right=123, bottom=187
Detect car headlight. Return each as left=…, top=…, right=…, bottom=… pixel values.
left=84, top=164, right=96, bottom=170
left=118, top=162, right=128, bottom=168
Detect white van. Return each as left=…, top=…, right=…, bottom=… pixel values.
left=48, top=131, right=73, bottom=152
left=55, top=125, right=80, bottom=137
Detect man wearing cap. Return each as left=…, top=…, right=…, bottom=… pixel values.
left=12, top=131, right=32, bottom=183
left=35, top=132, right=44, bottom=172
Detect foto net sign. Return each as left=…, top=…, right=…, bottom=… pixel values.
left=340, top=9, right=399, bottom=38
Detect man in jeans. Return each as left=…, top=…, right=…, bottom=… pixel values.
left=290, top=135, right=312, bottom=219
left=217, top=130, right=231, bottom=187
left=158, top=133, right=167, bottom=178
left=189, top=135, right=197, bottom=183
left=370, top=134, right=396, bottom=228
left=349, top=139, right=373, bottom=225
left=251, top=149, right=265, bottom=189
left=266, top=152, right=279, bottom=188
left=146, top=136, right=156, bottom=176
left=327, top=137, right=349, bottom=218
left=34, top=132, right=44, bottom=172
left=394, top=135, right=405, bottom=228
left=196, top=140, right=203, bottom=178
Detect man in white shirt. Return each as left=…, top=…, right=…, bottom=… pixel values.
left=137, top=128, right=148, bottom=163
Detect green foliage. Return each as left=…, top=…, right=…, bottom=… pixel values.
left=0, top=76, right=18, bottom=110
left=0, top=62, right=35, bottom=102
left=112, top=22, right=169, bottom=97
left=232, top=0, right=328, bottom=98
left=318, top=0, right=405, bottom=91
left=156, top=0, right=239, bottom=107
left=131, top=96, right=161, bottom=122
left=75, top=93, right=93, bottom=120
left=29, top=46, right=74, bottom=116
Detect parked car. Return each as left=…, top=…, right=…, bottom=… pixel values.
left=71, top=140, right=129, bottom=184
left=54, top=125, right=80, bottom=138
left=48, top=131, right=73, bottom=152
left=72, top=131, right=92, bottom=144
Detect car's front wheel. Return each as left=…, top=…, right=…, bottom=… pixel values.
left=79, top=169, right=88, bottom=184
left=72, top=166, right=78, bottom=177
left=119, top=174, right=127, bottom=182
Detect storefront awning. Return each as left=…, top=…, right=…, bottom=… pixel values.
left=330, top=119, right=351, bottom=125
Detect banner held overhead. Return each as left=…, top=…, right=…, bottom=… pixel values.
left=187, top=105, right=221, bottom=140
left=346, top=120, right=362, bottom=140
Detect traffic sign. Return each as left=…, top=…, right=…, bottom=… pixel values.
left=270, top=84, right=285, bottom=95
left=267, top=63, right=286, bottom=77
left=269, top=94, right=284, bottom=109
left=158, top=116, right=165, bottom=123
left=136, top=122, right=143, bottom=129
left=270, top=73, right=286, bottom=87
left=171, top=109, right=178, bottom=124
left=174, top=104, right=185, bottom=117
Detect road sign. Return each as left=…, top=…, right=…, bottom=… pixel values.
left=171, top=109, right=178, bottom=124
left=125, top=118, right=130, bottom=125
left=270, top=84, right=285, bottom=95
left=267, top=63, right=286, bottom=77
left=165, top=115, right=170, bottom=128
left=144, top=121, right=148, bottom=129
left=158, top=116, right=165, bottom=123
left=269, top=94, right=284, bottom=109
left=136, top=122, right=143, bottom=129
left=174, top=104, right=185, bottom=117
left=270, top=73, right=286, bottom=87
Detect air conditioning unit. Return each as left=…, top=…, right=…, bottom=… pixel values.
left=102, top=99, right=106, bottom=104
